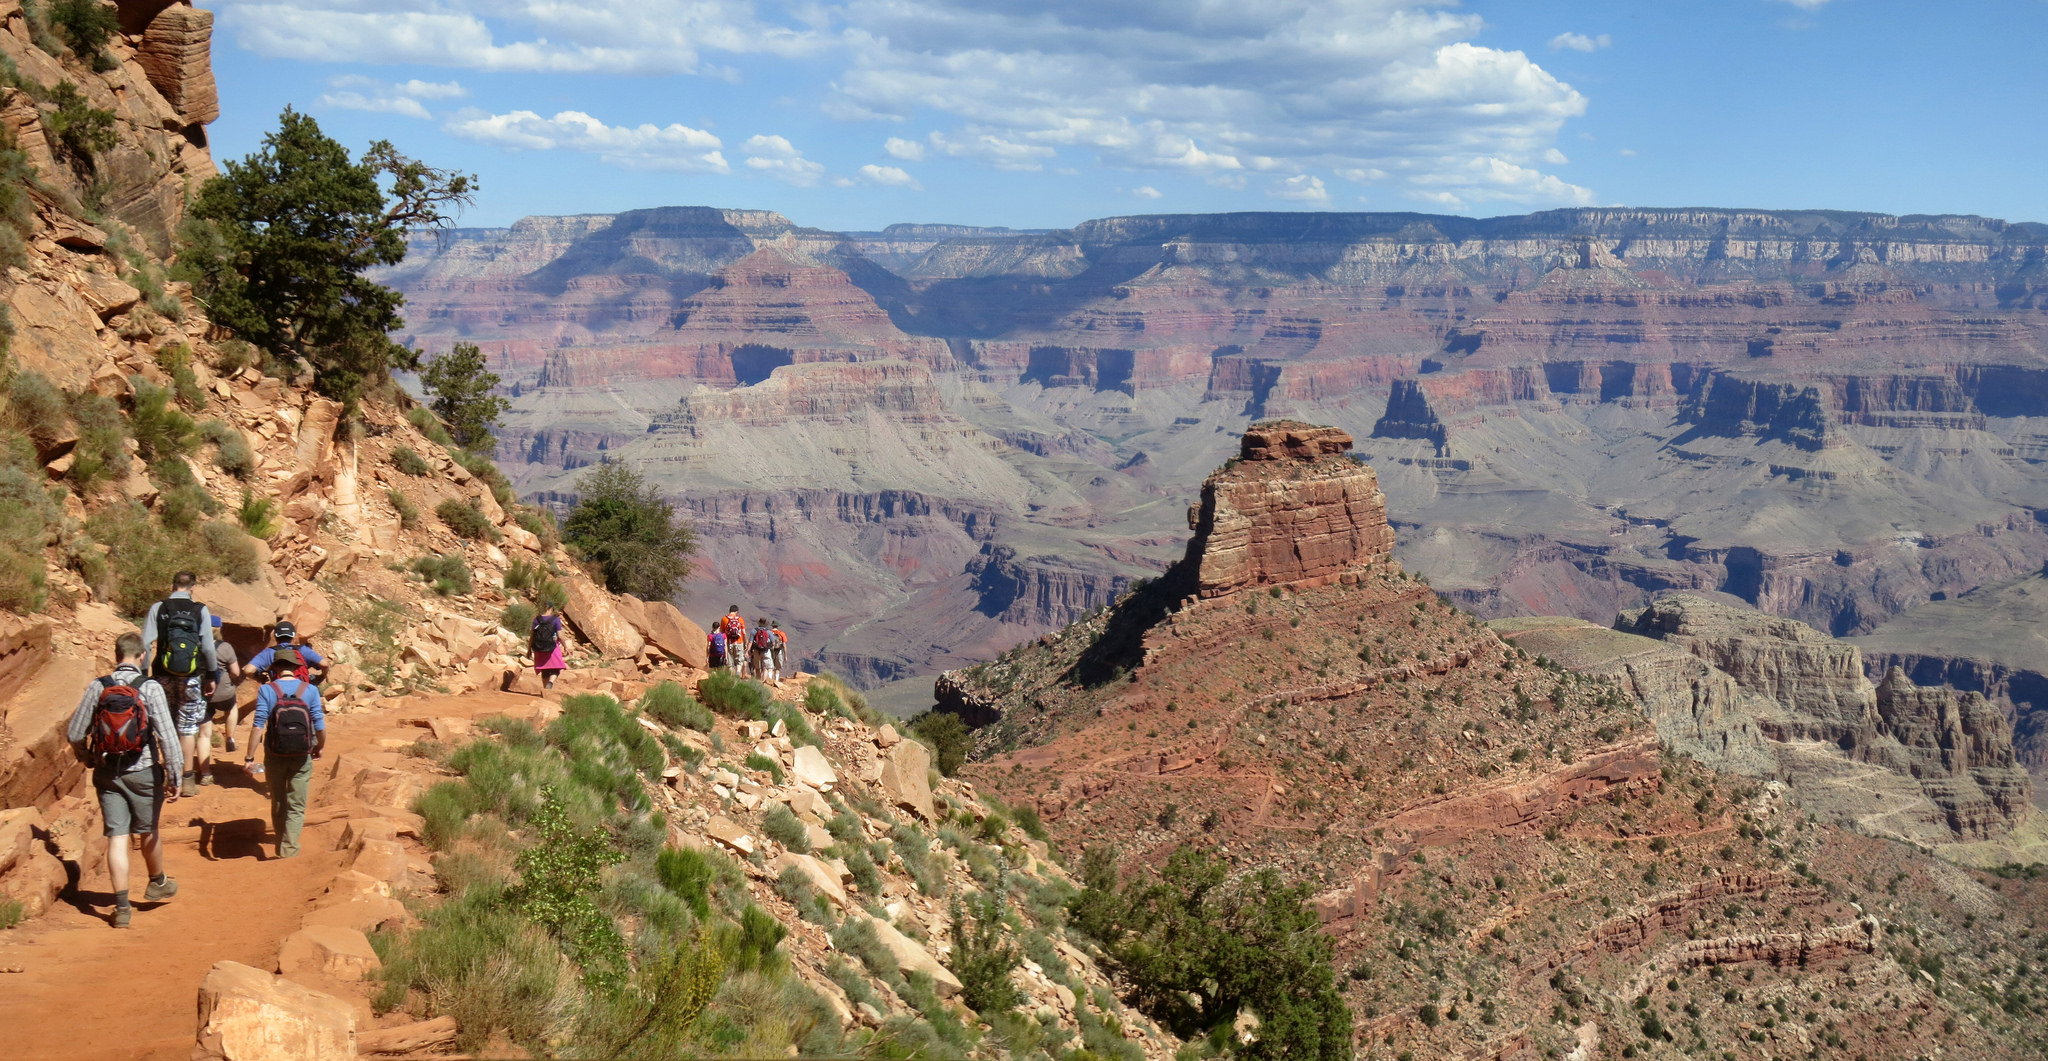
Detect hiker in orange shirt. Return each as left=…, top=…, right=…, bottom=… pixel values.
left=770, top=621, right=789, bottom=685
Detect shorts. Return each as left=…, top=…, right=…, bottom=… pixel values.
left=163, top=674, right=205, bottom=736
left=95, top=765, right=165, bottom=836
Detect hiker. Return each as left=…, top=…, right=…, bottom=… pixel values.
left=248, top=620, right=327, bottom=686
left=243, top=646, right=325, bottom=858
left=139, top=571, right=218, bottom=792
left=66, top=631, right=180, bottom=927
left=195, top=615, right=243, bottom=785
left=530, top=601, right=566, bottom=690
left=708, top=627, right=729, bottom=671
left=719, top=606, right=748, bottom=672
left=770, top=621, right=789, bottom=685
left=750, top=617, right=775, bottom=683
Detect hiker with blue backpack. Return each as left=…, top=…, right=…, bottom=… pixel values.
left=138, top=571, right=218, bottom=793
left=243, top=647, right=325, bottom=859
left=66, top=631, right=180, bottom=927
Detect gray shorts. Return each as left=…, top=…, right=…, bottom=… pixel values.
left=96, top=765, right=165, bottom=836
left=162, top=674, right=205, bottom=735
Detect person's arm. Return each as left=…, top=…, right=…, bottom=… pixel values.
left=308, top=686, right=327, bottom=754
left=197, top=607, right=219, bottom=673
left=146, top=682, right=182, bottom=792
left=138, top=603, right=160, bottom=667
left=65, top=678, right=102, bottom=750
left=245, top=685, right=273, bottom=762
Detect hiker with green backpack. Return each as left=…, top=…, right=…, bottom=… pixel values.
left=65, top=631, right=181, bottom=928
left=244, top=647, right=325, bottom=859
left=137, top=571, right=218, bottom=793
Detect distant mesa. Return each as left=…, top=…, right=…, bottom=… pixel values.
left=1189, top=421, right=1395, bottom=599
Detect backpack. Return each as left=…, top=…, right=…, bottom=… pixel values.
left=531, top=614, right=561, bottom=656
left=752, top=628, right=774, bottom=651
left=88, top=674, right=152, bottom=765
left=264, top=681, right=316, bottom=755
left=709, top=630, right=727, bottom=657
left=155, top=598, right=205, bottom=678
left=723, top=614, right=744, bottom=640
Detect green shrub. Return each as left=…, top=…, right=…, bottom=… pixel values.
left=64, top=390, right=127, bottom=488
left=500, top=601, right=537, bottom=638
left=410, top=553, right=472, bottom=597
left=236, top=490, right=279, bottom=538
left=452, top=449, right=515, bottom=508
left=3, top=369, right=68, bottom=444
left=214, top=339, right=256, bottom=376
left=743, top=752, right=784, bottom=784
left=841, top=846, right=882, bottom=899
left=0, top=543, right=45, bottom=614
left=387, top=488, right=420, bottom=530
left=502, top=557, right=540, bottom=596
left=534, top=578, right=567, bottom=610
left=515, top=507, right=558, bottom=550
left=656, top=847, right=718, bottom=920
left=507, top=790, right=627, bottom=985
left=371, top=885, right=577, bottom=1052
left=698, top=670, right=772, bottom=718
left=437, top=497, right=494, bottom=541
left=199, top=521, right=260, bottom=583
left=155, top=344, right=207, bottom=410
left=407, top=405, right=454, bottom=446
left=391, top=444, right=432, bottom=477
left=45, top=81, right=115, bottom=177
left=0, top=897, right=23, bottom=929
left=561, top=459, right=695, bottom=601
left=891, top=824, right=943, bottom=897
left=1012, top=804, right=1047, bottom=842
left=830, top=917, right=902, bottom=988
left=416, top=780, right=473, bottom=851
left=803, top=681, right=845, bottom=718
left=774, top=865, right=834, bottom=927
left=761, top=805, right=809, bottom=854
left=199, top=420, right=253, bottom=478
left=157, top=483, right=214, bottom=531
left=128, top=378, right=197, bottom=472
left=911, top=711, right=972, bottom=776
left=639, top=680, right=713, bottom=732
left=950, top=892, right=1023, bottom=1015
left=49, top=0, right=117, bottom=68
left=85, top=503, right=228, bottom=617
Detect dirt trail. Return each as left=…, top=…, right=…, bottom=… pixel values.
left=0, top=686, right=536, bottom=1060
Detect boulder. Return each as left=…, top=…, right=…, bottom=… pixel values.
left=877, top=739, right=937, bottom=821
left=791, top=745, right=838, bottom=790
left=706, top=815, right=755, bottom=856
left=561, top=571, right=645, bottom=660
left=772, top=852, right=849, bottom=908
left=875, top=724, right=902, bottom=748
left=0, top=807, right=45, bottom=877
left=301, top=895, right=410, bottom=935
left=288, top=587, right=332, bottom=639
left=278, top=924, right=382, bottom=982
left=197, top=577, right=286, bottom=631
left=620, top=595, right=710, bottom=668
left=785, top=787, right=832, bottom=822
left=134, top=3, right=221, bottom=124
left=862, top=916, right=964, bottom=997
left=504, top=668, right=545, bottom=696
left=192, top=960, right=356, bottom=1061
left=356, top=1016, right=459, bottom=1057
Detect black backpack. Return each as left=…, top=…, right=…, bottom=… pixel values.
left=531, top=614, right=560, bottom=656
left=155, top=598, right=205, bottom=678
left=264, top=681, right=316, bottom=755
left=88, top=674, right=152, bottom=765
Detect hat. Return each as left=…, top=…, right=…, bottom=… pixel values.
left=273, top=620, right=297, bottom=643
left=210, top=615, right=223, bottom=629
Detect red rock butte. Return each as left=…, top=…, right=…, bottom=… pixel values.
left=1185, top=421, right=1397, bottom=598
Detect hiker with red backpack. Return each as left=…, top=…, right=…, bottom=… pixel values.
left=243, top=648, right=325, bottom=859
left=530, top=601, right=567, bottom=690
left=65, top=631, right=180, bottom=928
left=138, top=571, right=218, bottom=793
left=719, top=607, right=748, bottom=673
left=248, top=620, right=327, bottom=686
left=750, top=616, right=776, bottom=683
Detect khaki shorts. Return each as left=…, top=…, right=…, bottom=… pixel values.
left=95, top=764, right=165, bottom=836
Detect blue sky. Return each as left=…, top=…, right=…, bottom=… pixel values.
left=205, top=1, right=2048, bottom=232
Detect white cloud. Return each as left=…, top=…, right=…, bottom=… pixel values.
left=225, top=0, right=1600, bottom=209
left=1409, top=156, right=1595, bottom=207
left=883, top=137, right=925, bottom=161
left=929, top=131, right=1055, bottom=171
left=742, top=134, right=825, bottom=185
left=1618, top=148, right=1637, bottom=157
left=1543, top=147, right=1569, bottom=164
left=316, top=75, right=468, bottom=119
left=857, top=163, right=921, bottom=189
left=446, top=109, right=728, bottom=172
left=1133, top=185, right=1162, bottom=199
left=1548, top=32, right=1611, bottom=52
left=1269, top=174, right=1329, bottom=204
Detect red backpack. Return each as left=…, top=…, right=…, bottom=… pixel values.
left=752, top=628, right=774, bottom=651
left=89, top=675, right=152, bottom=765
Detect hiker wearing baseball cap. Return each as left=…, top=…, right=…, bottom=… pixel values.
left=248, top=620, right=328, bottom=686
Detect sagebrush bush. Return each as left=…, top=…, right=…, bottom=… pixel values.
left=761, top=805, right=809, bottom=854
left=391, top=444, right=432, bottom=477
left=387, top=487, right=420, bottom=529
left=437, top=497, right=494, bottom=541
left=406, top=405, right=453, bottom=446
left=3, top=369, right=67, bottom=444
left=199, top=419, right=253, bottom=478
left=698, top=669, right=772, bottom=718
left=500, top=601, right=537, bottom=638
left=639, top=680, right=713, bottom=732
left=411, top=552, right=473, bottom=596
left=213, top=339, right=255, bottom=376
left=503, top=557, right=541, bottom=596
left=200, top=521, right=260, bottom=583
left=64, top=390, right=127, bottom=488
left=236, top=490, right=278, bottom=538
left=127, top=378, right=197, bottom=471
left=155, top=344, right=206, bottom=410
left=157, top=483, right=215, bottom=531
left=0, top=543, right=45, bottom=613
left=515, top=507, right=558, bottom=549
left=743, top=752, right=784, bottom=784
left=86, top=503, right=227, bottom=616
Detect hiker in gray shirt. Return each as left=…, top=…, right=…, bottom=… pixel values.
left=137, top=572, right=219, bottom=790
left=66, top=631, right=182, bottom=928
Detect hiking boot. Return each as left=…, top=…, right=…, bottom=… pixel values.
left=198, top=772, right=215, bottom=787
left=182, top=771, right=197, bottom=791
left=144, top=876, right=178, bottom=901
left=224, top=735, right=236, bottom=752
left=112, top=905, right=131, bottom=929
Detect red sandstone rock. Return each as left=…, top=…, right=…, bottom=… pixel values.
left=1183, top=424, right=1395, bottom=598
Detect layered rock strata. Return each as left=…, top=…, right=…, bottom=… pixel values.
left=1185, top=421, right=1395, bottom=598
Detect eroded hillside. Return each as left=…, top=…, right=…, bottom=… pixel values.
left=938, top=422, right=2048, bottom=1060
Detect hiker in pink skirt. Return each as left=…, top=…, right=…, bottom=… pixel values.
left=530, top=602, right=567, bottom=689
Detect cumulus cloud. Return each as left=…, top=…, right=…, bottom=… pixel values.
left=857, top=164, right=921, bottom=189
left=1133, top=185, right=1162, bottom=199
left=225, top=0, right=1600, bottom=209
left=446, top=109, right=728, bottom=172
left=317, top=75, right=467, bottom=119
left=1548, top=32, right=1611, bottom=52
left=1543, top=147, right=1569, bottom=164
left=1268, top=175, right=1330, bottom=204
left=742, top=134, right=825, bottom=185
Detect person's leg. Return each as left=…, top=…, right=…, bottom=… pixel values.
left=279, top=754, right=312, bottom=857
left=195, top=716, right=213, bottom=783
left=266, top=752, right=287, bottom=846
left=105, top=831, right=129, bottom=899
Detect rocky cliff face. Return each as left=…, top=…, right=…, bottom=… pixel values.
left=1184, top=422, right=1395, bottom=598
left=1612, top=594, right=2034, bottom=841
left=382, top=203, right=2048, bottom=702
